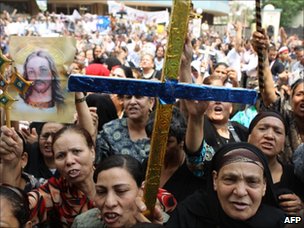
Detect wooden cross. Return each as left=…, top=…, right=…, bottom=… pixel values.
left=68, top=0, right=257, bottom=216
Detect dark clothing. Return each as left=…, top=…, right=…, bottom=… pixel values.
left=195, top=117, right=248, bottom=178
left=142, top=160, right=205, bottom=203
left=24, top=142, right=60, bottom=183
left=168, top=143, right=284, bottom=228
left=261, top=93, right=302, bottom=164
left=271, top=59, right=285, bottom=82
left=274, top=161, right=304, bottom=202
left=166, top=190, right=285, bottom=228
left=86, top=93, right=118, bottom=131
left=142, top=69, right=162, bottom=80
left=204, top=117, right=248, bottom=152
left=162, top=161, right=205, bottom=203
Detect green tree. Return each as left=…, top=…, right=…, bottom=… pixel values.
left=264, top=0, right=304, bottom=27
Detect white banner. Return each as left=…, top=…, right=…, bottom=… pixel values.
left=107, top=1, right=169, bottom=24
left=36, top=0, right=47, bottom=12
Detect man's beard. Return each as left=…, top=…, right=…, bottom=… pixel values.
left=32, top=80, right=52, bottom=93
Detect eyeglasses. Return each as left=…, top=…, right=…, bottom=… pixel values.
left=40, top=132, right=56, bottom=140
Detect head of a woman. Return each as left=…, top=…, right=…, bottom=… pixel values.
left=52, top=125, right=95, bottom=185
left=212, top=142, right=271, bottom=221
left=290, top=78, right=304, bottom=118
left=22, top=50, right=64, bottom=106
left=110, top=65, right=134, bottom=78
left=93, top=155, right=144, bottom=228
left=247, top=111, right=286, bottom=159
left=212, top=62, right=229, bottom=81
left=203, top=76, right=233, bottom=125
left=155, top=45, right=165, bottom=59
left=93, top=45, right=105, bottom=63
left=140, top=53, right=155, bottom=70
left=0, top=184, right=32, bottom=228
left=124, top=95, right=154, bottom=122
left=39, top=122, right=65, bottom=159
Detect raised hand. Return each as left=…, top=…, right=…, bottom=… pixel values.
left=21, top=127, right=38, bottom=145
left=251, top=29, right=270, bottom=57
left=0, top=126, right=24, bottom=161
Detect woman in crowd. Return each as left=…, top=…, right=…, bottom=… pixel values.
left=202, top=76, right=247, bottom=150
left=211, top=62, right=239, bottom=88
left=154, top=45, right=165, bottom=71
left=72, top=154, right=163, bottom=227
left=24, top=91, right=95, bottom=183
left=95, top=95, right=154, bottom=163
left=92, top=44, right=107, bottom=64
left=0, top=184, right=32, bottom=228
left=180, top=76, right=248, bottom=178
left=24, top=122, right=64, bottom=183
left=110, top=65, right=134, bottom=78
left=247, top=112, right=304, bottom=215
left=252, top=30, right=304, bottom=163
left=165, top=142, right=285, bottom=227
left=0, top=125, right=96, bottom=227
left=140, top=53, right=161, bottom=80
left=179, top=39, right=247, bottom=177
left=179, top=36, right=304, bottom=215
left=183, top=96, right=304, bottom=215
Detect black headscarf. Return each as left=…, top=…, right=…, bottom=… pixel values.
left=248, top=111, right=287, bottom=135
left=166, top=142, right=284, bottom=228
left=211, top=142, right=278, bottom=208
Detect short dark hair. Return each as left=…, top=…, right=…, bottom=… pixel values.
left=94, top=154, right=144, bottom=187
left=0, top=184, right=30, bottom=228
left=52, top=125, right=94, bottom=149
left=291, top=78, right=304, bottom=97
left=214, top=62, right=229, bottom=70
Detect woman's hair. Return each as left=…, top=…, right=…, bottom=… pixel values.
left=291, top=78, right=304, bottom=97
left=213, top=62, right=229, bottom=70
left=0, top=184, right=31, bottom=228
left=92, top=45, right=105, bottom=64
left=202, top=75, right=224, bottom=85
left=94, top=155, right=144, bottom=188
left=113, top=65, right=134, bottom=78
left=155, top=45, right=164, bottom=56
left=52, top=125, right=94, bottom=149
left=22, top=50, right=65, bottom=107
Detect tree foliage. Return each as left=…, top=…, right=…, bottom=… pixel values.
left=263, top=0, right=303, bottom=27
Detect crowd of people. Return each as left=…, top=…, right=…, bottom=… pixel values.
left=0, top=5, right=304, bottom=228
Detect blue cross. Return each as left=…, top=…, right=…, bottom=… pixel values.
left=68, top=75, right=257, bottom=105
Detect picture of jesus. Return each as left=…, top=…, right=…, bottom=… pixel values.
left=21, top=50, right=64, bottom=110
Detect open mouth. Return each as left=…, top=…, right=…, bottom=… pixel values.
left=103, top=212, right=120, bottom=224
left=67, top=169, right=80, bottom=178
left=214, top=106, right=223, bottom=112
